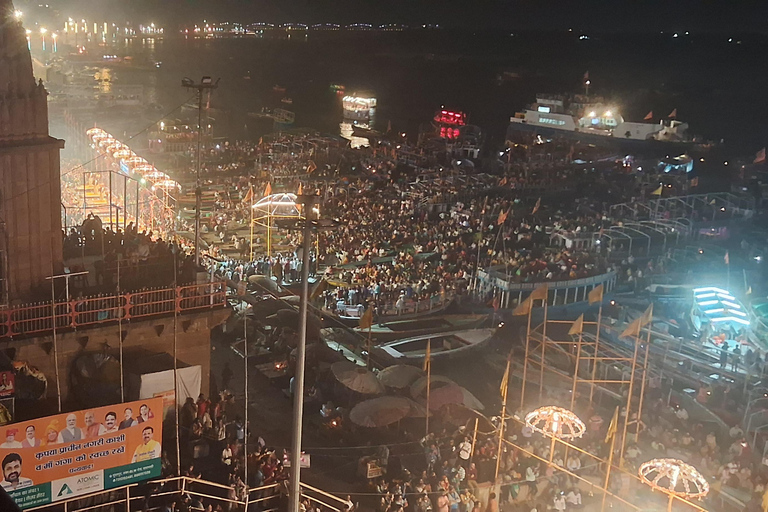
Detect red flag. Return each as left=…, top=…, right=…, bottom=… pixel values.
left=532, top=197, right=541, bottom=215
left=668, top=109, right=677, bottom=119
left=754, top=148, right=766, bottom=164
left=644, top=111, right=653, bottom=121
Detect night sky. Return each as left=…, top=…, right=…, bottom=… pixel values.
left=26, top=0, right=768, bottom=32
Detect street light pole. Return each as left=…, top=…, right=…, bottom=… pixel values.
left=290, top=194, right=316, bottom=512
left=181, top=76, right=219, bottom=268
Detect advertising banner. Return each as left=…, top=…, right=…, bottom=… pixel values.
left=0, top=397, right=163, bottom=509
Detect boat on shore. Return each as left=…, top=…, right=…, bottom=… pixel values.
left=352, top=314, right=488, bottom=343
left=329, top=294, right=454, bottom=327
left=373, top=328, right=497, bottom=365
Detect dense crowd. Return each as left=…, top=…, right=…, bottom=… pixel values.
left=62, top=214, right=199, bottom=292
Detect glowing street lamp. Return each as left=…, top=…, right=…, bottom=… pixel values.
left=25, top=29, right=31, bottom=50
left=638, top=458, right=709, bottom=512
left=40, top=27, right=47, bottom=51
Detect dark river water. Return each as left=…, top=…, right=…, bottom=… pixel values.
left=66, top=29, right=768, bottom=157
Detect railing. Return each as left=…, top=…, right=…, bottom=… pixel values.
left=477, top=267, right=617, bottom=293
left=25, top=474, right=346, bottom=512
left=336, top=292, right=453, bottom=319
left=0, top=281, right=227, bottom=339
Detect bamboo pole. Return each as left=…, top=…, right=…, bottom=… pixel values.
left=590, top=304, right=603, bottom=403
left=539, top=298, right=548, bottom=401
left=600, top=420, right=618, bottom=512
left=520, top=305, right=533, bottom=411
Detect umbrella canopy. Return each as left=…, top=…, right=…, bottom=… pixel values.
left=410, top=375, right=456, bottom=401
left=378, top=365, right=425, bottom=389
left=439, top=403, right=495, bottom=433
left=331, top=361, right=384, bottom=395
left=350, top=396, right=424, bottom=427
left=422, top=384, right=485, bottom=411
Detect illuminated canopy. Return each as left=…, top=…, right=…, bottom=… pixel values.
left=693, top=286, right=749, bottom=327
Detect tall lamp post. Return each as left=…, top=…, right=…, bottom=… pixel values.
left=277, top=195, right=338, bottom=512
left=638, top=458, right=709, bottom=512
left=181, top=76, right=219, bottom=268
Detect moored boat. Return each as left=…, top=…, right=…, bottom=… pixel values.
left=373, top=328, right=497, bottom=365
left=352, top=314, right=488, bottom=343
left=330, top=293, right=454, bottom=327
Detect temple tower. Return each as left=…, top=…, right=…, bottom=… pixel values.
left=0, top=1, right=64, bottom=302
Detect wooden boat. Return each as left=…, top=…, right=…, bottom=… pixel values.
left=373, top=328, right=497, bottom=365
left=352, top=314, right=488, bottom=343
left=330, top=294, right=454, bottom=327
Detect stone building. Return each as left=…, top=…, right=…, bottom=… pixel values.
left=0, top=0, right=64, bottom=303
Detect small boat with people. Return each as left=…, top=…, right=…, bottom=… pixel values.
left=352, top=314, right=488, bottom=343
left=373, top=328, right=497, bottom=365
left=330, top=293, right=454, bottom=327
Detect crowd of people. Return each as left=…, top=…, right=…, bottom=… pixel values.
left=61, top=216, right=200, bottom=294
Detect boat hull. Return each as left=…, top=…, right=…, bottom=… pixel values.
left=506, top=122, right=711, bottom=155
left=330, top=297, right=454, bottom=328
left=352, top=314, right=488, bottom=343
left=373, top=328, right=496, bottom=366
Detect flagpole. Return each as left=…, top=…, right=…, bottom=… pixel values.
left=600, top=409, right=619, bottom=512
left=249, top=184, right=254, bottom=261
left=590, top=301, right=603, bottom=403
left=634, top=326, right=652, bottom=436
left=425, top=356, right=431, bottom=435
left=366, top=324, right=372, bottom=369
left=473, top=218, right=485, bottom=296
left=495, top=355, right=511, bottom=483
left=570, top=326, right=583, bottom=410
left=618, top=332, right=641, bottom=466
left=539, top=296, right=548, bottom=402
left=520, top=301, right=532, bottom=411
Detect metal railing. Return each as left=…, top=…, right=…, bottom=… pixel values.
left=25, top=474, right=347, bottom=512
left=477, top=267, right=617, bottom=293
left=0, top=281, right=227, bottom=339
left=335, top=292, right=453, bottom=319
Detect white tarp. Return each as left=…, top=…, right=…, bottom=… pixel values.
left=139, top=366, right=202, bottom=406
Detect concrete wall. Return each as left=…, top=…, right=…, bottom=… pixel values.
left=0, top=308, right=229, bottom=412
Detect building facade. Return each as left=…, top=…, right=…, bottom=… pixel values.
left=0, top=2, right=64, bottom=302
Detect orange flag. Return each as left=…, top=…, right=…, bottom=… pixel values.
left=644, top=111, right=653, bottom=121
left=668, top=108, right=677, bottom=119
left=532, top=197, right=541, bottom=215
left=297, top=182, right=303, bottom=196
left=264, top=182, right=272, bottom=197
left=755, top=148, right=766, bottom=164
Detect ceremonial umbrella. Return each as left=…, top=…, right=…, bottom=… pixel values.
left=331, top=361, right=385, bottom=395
left=410, top=375, right=456, bottom=401
left=350, top=396, right=426, bottom=428
left=377, top=365, right=425, bottom=389
left=422, top=384, right=485, bottom=411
